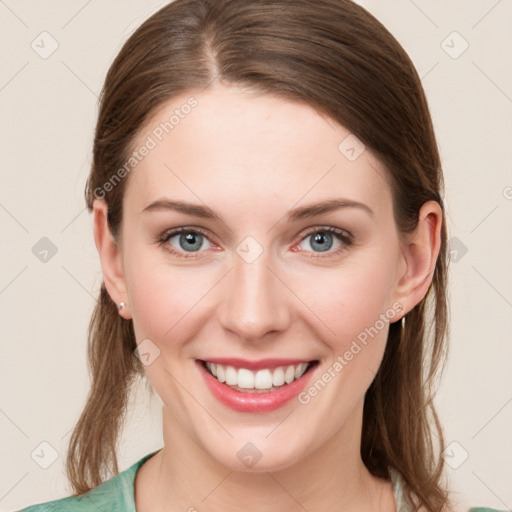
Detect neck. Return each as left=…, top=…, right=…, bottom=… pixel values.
left=136, top=401, right=395, bottom=512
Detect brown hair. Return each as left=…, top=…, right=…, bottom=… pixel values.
left=69, top=1, right=451, bottom=510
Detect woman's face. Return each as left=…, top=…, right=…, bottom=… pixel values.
left=101, top=85, right=414, bottom=471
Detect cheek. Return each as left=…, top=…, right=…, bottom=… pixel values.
left=300, top=250, right=399, bottom=354
left=123, top=238, right=222, bottom=347
left=293, top=255, right=399, bottom=423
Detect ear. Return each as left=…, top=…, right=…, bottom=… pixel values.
left=390, top=200, right=443, bottom=320
left=92, top=199, right=131, bottom=319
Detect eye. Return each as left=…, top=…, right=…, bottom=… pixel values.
left=158, top=227, right=213, bottom=256
left=157, top=226, right=353, bottom=259
left=295, top=227, right=353, bottom=257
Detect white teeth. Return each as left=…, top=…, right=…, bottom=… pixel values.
left=237, top=368, right=254, bottom=388
left=284, top=365, right=295, bottom=384
left=207, top=362, right=217, bottom=377
left=272, top=367, right=285, bottom=386
left=204, top=361, right=312, bottom=390
left=254, top=369, right=273, bottom=389
left=225, top=365, right=238, bottom=385
left=216, top=364, right=226, bottom=383
left=295, top=363, right=306, bottom=379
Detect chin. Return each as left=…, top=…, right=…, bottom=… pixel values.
left=207, top=438, right=305, bottom=473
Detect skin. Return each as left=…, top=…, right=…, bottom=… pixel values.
left=93, top=84, right=441, bottom=512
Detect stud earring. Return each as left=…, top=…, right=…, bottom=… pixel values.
left=118, top=302, right=126, bottom=310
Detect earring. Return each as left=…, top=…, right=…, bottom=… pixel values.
left=118, top=302, right=126, bottom=310
left=401, top=315, right=406, bottom=328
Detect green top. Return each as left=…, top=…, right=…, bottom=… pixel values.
left=16, top=449, right=504, bottom=512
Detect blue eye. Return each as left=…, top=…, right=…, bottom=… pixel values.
left=157, top=226, right=353, bottom=259
left=161, top=228, right=212, bottom=254
left=307, top=231, right=336, bottom=252
left=297, top=227, right=353, bottom=255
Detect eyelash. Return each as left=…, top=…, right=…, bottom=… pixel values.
left=157, top=227, right=215, bottom=259
left=157, top=226, right=354, bottom=259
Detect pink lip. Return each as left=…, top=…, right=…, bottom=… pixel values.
left=200, top=357, right=313, bottom=371
left=196, top=359, right=318, bottom=413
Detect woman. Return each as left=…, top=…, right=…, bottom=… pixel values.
left=16, top=0, right=502, bottom=511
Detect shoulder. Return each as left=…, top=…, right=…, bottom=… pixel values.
left=15, top=491, right=116, bottom=512
left=15, top=476, right=130, bottom=512
left=15, top=450, right=161, bottom=512
left=467, top=509, right=509, bottom=512
left=388, top=467, right=505, bottom=512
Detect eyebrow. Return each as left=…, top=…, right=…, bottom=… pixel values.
left=142, top=199, right=222, bottom=220
left=288, top=198, right=374, bottom=221
left=142, top=198, right=374, bottom=221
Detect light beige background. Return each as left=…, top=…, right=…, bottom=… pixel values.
left=1, top=1, right=511, bottom=511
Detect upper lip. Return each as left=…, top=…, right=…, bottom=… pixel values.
left=198, top=358, right=317, bottom=371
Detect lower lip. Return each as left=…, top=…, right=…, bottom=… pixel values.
left=196, top=360, right=318, bottom=413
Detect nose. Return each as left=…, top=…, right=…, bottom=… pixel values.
left=218, top=252, right=291, bottom=342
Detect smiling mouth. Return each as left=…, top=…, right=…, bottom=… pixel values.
left=198, top=359, right=319, bottom=393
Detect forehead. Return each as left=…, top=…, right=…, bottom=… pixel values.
left=124, top=85, right=392, bottom=220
